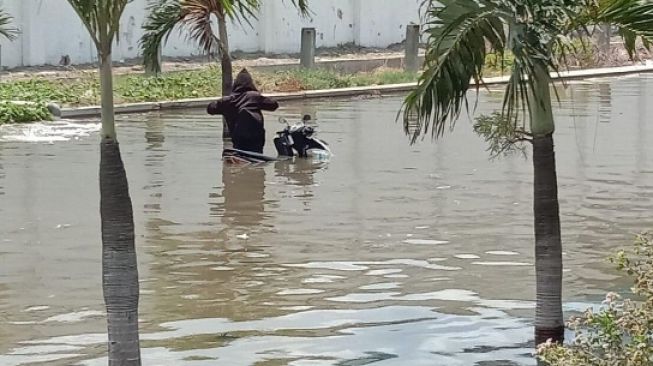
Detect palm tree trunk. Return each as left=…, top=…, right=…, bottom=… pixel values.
left=99, top=54, right=117, bottom=140
left=529, top=62, right=564, bottom=345
left=98, top=52, right=142, bottom=366
left=532, top=133, right=564, bottom=345
left=217, top=9, right=233, bottom=139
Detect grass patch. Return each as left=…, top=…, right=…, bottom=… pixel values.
left=0, top=102, right=53, bottom=124
left=0, top=67, right=418, bottom=110
left=256, top=68, right=417, bottom=92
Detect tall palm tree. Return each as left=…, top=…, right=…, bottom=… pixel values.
left=140, top=0, right=310, bottom=137
left=402, top=0, right=653, bottom=345
left=66, top=1, right=141, bottom=365
left=0, top=7, right=18, bottom=40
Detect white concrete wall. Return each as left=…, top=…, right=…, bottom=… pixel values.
left=355, top=0, right=423, bottom=47
left=259, top=0, right=356, bottom=54
left=0, top=0, right=421, bottom=68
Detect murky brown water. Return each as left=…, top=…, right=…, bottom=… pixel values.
left=1, top=75, right=652, bottom=365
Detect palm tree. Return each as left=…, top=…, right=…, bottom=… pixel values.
left=140, top=0, right=310, bottom=137
left=402, top=0, right=653, bottom=345
left=0, top=8, right=17, bottom=40
left=66, top=1, right=141, bottom=364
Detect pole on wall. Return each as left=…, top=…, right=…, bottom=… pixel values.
left=405, top=24, right=420, bottom=72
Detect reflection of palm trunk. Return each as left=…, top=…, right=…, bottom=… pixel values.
left=100, top=141, right=141, bottom=365
left=222, top=166, right=266, bottom=228
left=0, top=144, right=4, bottom=198
left=636, top=79, right=646, bottom=175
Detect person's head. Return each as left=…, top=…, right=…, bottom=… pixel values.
left=232, top=68, right=258, bottom=93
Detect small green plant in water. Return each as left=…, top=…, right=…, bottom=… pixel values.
left=538, top=233, right=653, bottom=366
left=474, top=112, right=532, bottom=158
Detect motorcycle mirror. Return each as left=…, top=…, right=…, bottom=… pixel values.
left=302, top=114, right=318, bottom=126
left=278, top=117, right=289, bottom=125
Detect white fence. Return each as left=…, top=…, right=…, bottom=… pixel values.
left=0, top=0, right=422, bottom=68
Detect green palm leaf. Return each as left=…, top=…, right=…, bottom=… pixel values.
left=141, top=0, right=184, bottom=73
left=66, top=0, right=130, bottom=50
left=287, top=0, right=311, bottom=17
left=582, top=0, right=653, bottom=59
left=402, top=0, right=506, bottom=143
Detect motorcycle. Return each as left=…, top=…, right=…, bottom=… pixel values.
left=223, top=115, right=332, bottom=165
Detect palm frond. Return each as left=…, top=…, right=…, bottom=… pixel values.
left=220, top=0, right=312, bottom=25
left=217, top=0, right=259, bottom=29
left=140, top=0, right=311, bottom=73
left=502, top=47, right=532, bottom=130
left=141, top=0, right=184, bottom=73
left=587, top=0, right=653, bottom=59
left=67, top=0, right=101, bottom=46
left=0, top=8, right=18, bottom=41
left=107, top=0, right=131, bottom=45
left=181, top=0, right=239, bottom=54
left=285, top=0, right=311, bottom=17
left=66, top=0, right=130, bottom=50
left=401, top=0, right=506, bottom=143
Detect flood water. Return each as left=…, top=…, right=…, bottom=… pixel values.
left=1, top=75, right=652, bottom=365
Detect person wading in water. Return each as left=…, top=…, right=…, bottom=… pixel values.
left=207, top=69, right=279, bottom=154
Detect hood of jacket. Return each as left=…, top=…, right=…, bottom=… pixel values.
left=232, top=69, right=258, bottom=94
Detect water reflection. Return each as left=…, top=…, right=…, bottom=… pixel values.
left=0, top=144, right=4, bottom=198
left=636, top=79, right=649, bottom=176
left=598, top=83, right=612, bottom=126
left=219, top=166, right=267, bottom=229
left=0, top=144, right=5, bottom=320
left=274, top=159, right=324, bottom=211
left=143, top=116, right=166, bottom=215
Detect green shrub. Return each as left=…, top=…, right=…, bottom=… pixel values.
left=538, top=233, right=653, bottom=366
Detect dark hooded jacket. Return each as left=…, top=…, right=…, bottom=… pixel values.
left=207, top=69, right=279, bottom=153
